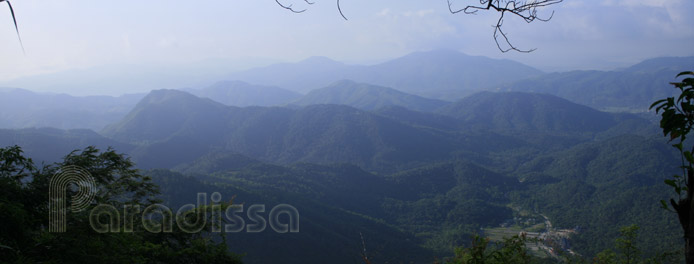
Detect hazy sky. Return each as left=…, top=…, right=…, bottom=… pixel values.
left=0, top=0, right=692, bottom=83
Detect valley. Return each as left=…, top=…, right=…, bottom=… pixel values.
left=0, top=50, right=690, bottom=263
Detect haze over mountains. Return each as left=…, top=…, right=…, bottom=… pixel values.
left=0, top=88, right=144, bottom=130
left=500, top=56, right=694, bottom=112
left=229, top=49, right=543, bottom=99
left=0, top=49, right=689, bottom=262
left=0, top=50, right=690, bottom=132
left=437, top=91, right=619, bottom=132
left=186, top=80, right=301, bottom=107
left=0, top=58, right=280, bottom=96
left=292, top=80, right=448, bottom=112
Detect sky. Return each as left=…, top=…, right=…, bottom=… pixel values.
left=0, top=0, right=692, bottom=94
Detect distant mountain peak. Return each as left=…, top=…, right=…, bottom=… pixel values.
left=102, top=89, right=229, bottom=143
left=294, top=80, right=447, bottom=112
left=297, top=56, right=343, bottom=66
left=139, top=89, right=219, bottom=106
left=228, top=50, right=542, bottom=98
left=405, top=49, right=471, bottom=58
left=624, top=56, right=694, bottom=73
left=209, top=80, right=252, bottom=86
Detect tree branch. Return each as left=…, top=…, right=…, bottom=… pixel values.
left=275, top=0, right=307, bottom=13
left=1, top=0, right=24, bottom=54
left=447, top=0, right=562, bottom=52
left=337, top=0, right=347, bottom=20
left=275, top=0, right=348, bottom=20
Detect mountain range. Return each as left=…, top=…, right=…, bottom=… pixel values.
left=292, top=80, right=447, bottom=112
left=500, top=56, right=694, bottom=112
left=228, top=49, right=543, bottom=99
left=0, top=52, right=689, bottom=132
left=0, top=88, right=143, bottom=130
left=98, top=88, right=655, bottom=174
left=0, top=50, right=687, bottom=263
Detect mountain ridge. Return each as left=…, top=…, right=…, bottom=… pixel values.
left=229, top=49, right=543, bottom=99
left=292, top=80, right=448, bottom=112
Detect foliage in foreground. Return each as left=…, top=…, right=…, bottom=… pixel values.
left=0, top=145, right=242, bottom=263
left=592, top=225, right=681, bottom=264
left=651, top=71, right=694, bottom=263
left=445, top=235, right=535, bottom=264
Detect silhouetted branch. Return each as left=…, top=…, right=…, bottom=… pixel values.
left=337, top=0, right=347, bottom=20
left=447, top=0, right=562, bottom=52
left=1, top=0, right=24, bottom=54
left=275, top=0, right=561, bottom=52
left=275, top=0, right=348, bottom=20
left=275, top=0, right=307, bottom=13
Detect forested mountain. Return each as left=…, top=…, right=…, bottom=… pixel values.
left=103, top=89, right=460, bottom=170
left=512, top=135, right=681, bottom=256
left=153, top=154, right=522, bottom=259
left=292, top=80, right=448, bottom=112
left=437, top=91, right=618, bottom=133
left=149, top=168, right=435, bottom=264
left=186, top=80, right=301, bottom=107
left=149, top=133, right=679, bottom=259
left=102, top=89, right=230, bottom=143
left=500, top=56, right=694, bottom=112
left=229, top=49, right=543, bottom=99
left=0, top=88, right=143, bottom=130
left=101, top=89, right=658, bottom=174
left=0, top=56, right=686, bottom=263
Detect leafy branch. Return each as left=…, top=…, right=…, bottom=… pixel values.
left=650, top=71, right=694, bottom=263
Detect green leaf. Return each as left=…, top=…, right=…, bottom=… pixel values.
left=685, top=151, right=694, bottom=163
left=664, top=179, right=677, bottom=188
left=650, top=99, right=667, bottom=109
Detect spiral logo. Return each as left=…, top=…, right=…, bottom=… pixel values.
left=49, top=165, right=96, bottom=232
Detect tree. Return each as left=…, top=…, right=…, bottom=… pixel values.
left=275, top=0, right=563, bottom=52
left=650, top=71, right=694, bottom=264
left=446, top=234, right=534, bottom=264
left=594, top=225, right=681, bottom=264
left=595, top=225, right=641, bottom=264
left=0, top=145, right=243, bottom=263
